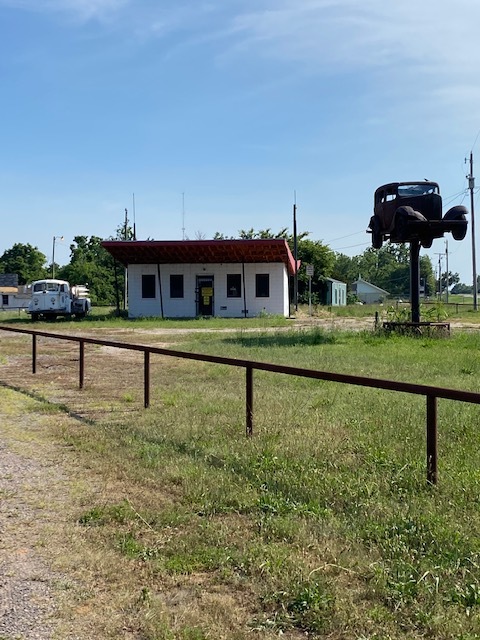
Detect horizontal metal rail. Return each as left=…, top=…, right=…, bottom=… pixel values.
left=2, top=324, right=480, bottom=485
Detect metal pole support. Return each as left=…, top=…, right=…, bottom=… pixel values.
left=144, top=351, right=150, bottom=409
left=410, top=240, right=421, bottom=324
left=32, top=334, right=37, bottom=374
left=246, top=366, right=253, bottom=437
left=79, top=340, right=85, bottom=389
left=426, top=395, right=438, bottom=485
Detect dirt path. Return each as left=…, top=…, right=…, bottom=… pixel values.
left=0, top=441, right=60, bottom=639
left=0, top=317, right=478, bottom=638
left=0, top=389, right=92, bottom=640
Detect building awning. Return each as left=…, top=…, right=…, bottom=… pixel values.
left=102, top=239, right=297, bottom=275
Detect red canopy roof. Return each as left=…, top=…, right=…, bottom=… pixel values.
left=102, top=239, right=297, bottom=275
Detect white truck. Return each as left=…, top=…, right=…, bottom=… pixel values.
left=27, top=279, right=91, bottom=321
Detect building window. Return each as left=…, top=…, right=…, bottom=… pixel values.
left=255, top=273, right=270, bottom=298
left=227, top=274, right=241, bottom=298
left=170, top=274, right=184, bottom=298
left=2, top=295, right=8, bottom=305
left=142, top=274, right=156, bottom=299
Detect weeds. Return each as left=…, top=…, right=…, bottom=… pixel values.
left=3, top=322, right=480, bottom=638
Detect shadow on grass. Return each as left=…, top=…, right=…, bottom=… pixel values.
left=0, top=308, right=125, bottom=325
left=0, top=380, right=95, bottom=424
left=224, top=328, right=340, bottom=348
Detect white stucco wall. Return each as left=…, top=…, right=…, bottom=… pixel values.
left=327, top=282, right=347, bottom=306
left=354, top=281, right=389, bottom=304
left=0, top=292, right=31, bottom=310
left=127, top=262, right=290, bottom=318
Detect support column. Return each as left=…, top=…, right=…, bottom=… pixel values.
left=410, top=240, right=421, bottom=324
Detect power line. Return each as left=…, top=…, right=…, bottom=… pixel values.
left=331, top=241, right=370, bottom=251
left=324, top=230, right=366, bottom=243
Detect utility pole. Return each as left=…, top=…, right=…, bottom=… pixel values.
left=293, top=194, right=298, bottom=312
left=435, top=253, right=444, bottom=300
left=124, top=208, right=128, bottom=311
left=52, top=236, right=63, bottom=279
left=468, top=152, right=477, bottom=310
left=445, top=240, right=449, bottom=304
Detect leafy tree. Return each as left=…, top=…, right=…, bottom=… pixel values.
left=213, top=228, right=334, bottom=304
left=0, top=243, right=47, bottom=284
left=115, top=209, right=135, bottom=241
left=294, top=238, right=335, bottom=303
left=451, top=282, right=472, bottom=294
left=57, top=236, right=122, bottom=306
left=331, top=252, right=360, bottom=285
left=331, top=244, right=435, bottom=298
left=438, top=271, right=460, bottom=292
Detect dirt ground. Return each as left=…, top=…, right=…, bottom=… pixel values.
left=0, top=316, right=478, bottom=638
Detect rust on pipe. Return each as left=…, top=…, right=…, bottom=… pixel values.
left=426, top=395, right=438, bottom=485
left=2, top=324, right=480, bottom=486
left=144, top=350, right=150, bottom=409
left=246, top=365, right=253, bottom=437
left=32, top=333, right=36, bottom=374
left=79, top=340, right=85, bottom=389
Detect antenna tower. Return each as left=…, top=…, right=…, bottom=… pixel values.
left=182, top=192, right=186, bottom=240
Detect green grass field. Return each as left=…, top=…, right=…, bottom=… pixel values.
left=1, top=315, right=480, bottom=638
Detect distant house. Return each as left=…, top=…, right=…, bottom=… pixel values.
left=0, top=274, right=31, bottom=310
left=321, top=277, right=347, bottom=306
left=102, top=239, right=297, bottom=318
left=351, top=277, right=390, bottom=304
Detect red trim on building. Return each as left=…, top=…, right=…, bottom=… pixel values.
left=102, top=239, right=297, bottom=275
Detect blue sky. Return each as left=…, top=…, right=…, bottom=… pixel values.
left=2, top=0, right=480, bottom=284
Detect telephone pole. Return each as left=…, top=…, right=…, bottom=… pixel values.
left=468, top=152, right=477, bottom=310
left=435, top=253, right=444, bottom=300
left=293, top=194, right=298, bottom=312
left=445, top=240, right=449, bottom=304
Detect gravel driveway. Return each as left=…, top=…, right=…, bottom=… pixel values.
left=0, top=390, right=84, bottom=640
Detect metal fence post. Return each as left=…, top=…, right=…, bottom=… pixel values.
left=246, top=365, right=253, bottom=437
left=144, top=350, right=150, bottom=409
left=79, top=340, right=85, bottom=389
left=32, top=333, right=36, bottom=374
left=426, top=395, right=438, bottom=485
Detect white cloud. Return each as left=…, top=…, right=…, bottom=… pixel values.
left=223, top=0, right=480, bottom=77
left=0, top=0, right=128, bottom=22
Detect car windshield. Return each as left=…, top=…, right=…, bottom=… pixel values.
left=398, top=184, right=438, bottom=197
left=33, top=282, right=60, bottom=292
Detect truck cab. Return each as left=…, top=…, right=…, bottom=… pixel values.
left=27, top=279, right=90, bottom=321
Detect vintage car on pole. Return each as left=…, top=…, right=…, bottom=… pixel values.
left=368, top=181, right=468, bottom=249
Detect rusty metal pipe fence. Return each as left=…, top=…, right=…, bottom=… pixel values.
left=2, top=325, right=480, bottom=486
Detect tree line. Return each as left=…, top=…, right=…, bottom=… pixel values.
left=0, top=226, right=461, bottom=306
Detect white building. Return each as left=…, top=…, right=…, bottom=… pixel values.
left=102, top=239, right=297, bottom=318
left=0, top=283, right=31, bottom=311
left=351, top=276, right=390, bottom=304
left=324, top=278, right=347, bottom=306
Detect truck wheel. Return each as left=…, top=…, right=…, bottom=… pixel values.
left=394, top=206, right=413, bottom=242
left=31, top=313, right=39, bottom=322
left=444, top=205, right=468, bottom=241
left=370, top=216, right=383, bottom=249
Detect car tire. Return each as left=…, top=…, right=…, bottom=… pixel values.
left=394, top=206, right=415, bottom=242
left=421, top=237, right=433, bottom=249
left=370, top=216, right=383, bottom=249
left=444, top=205, right=468, bottom=241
